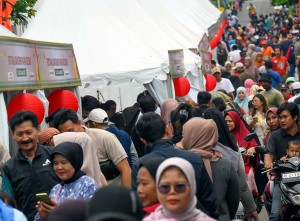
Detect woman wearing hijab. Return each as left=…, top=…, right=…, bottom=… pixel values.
left=137, top=158, right=165, bottom=216
left=203, top=108, right=259, bottom=220
left=53, top=132, right=105, bottom=186
left=182, top=118, right=240, bottom=221
left=263, top=107, right=280, bottom=145
left=253, top=52, right=265, bottom=68
left=244, top=57, right=260, bottom=82
left=144, top=157, right=216, bottom=221
left=234, top=87, right=250, bottom=114
left=225, top=111, right=260, bottom=197
left=35, top=142, right=98, bottom=221
left=244, top=79, right=254, bottom=96
left=246, top=44, right=257, bottom=61
left=160, top=99, right=179, bottom=138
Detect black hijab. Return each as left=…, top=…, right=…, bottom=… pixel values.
left=139, top=157, right=165, bottom=181
left=203, top=108, right=239, bottom=152
left=50, top=142, right=86, bottom=184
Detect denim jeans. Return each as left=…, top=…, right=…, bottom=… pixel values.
left=288, top=62, right=296, bottom=78
left=269, top=182, right=281, bottom=221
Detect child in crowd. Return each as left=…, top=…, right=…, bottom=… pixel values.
left=280, top=140, right=300, bottom=161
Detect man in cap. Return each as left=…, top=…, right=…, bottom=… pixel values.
left=228, top=45, right=241, bottom=63
left=261, top=40, right=274, bottom=61
left=211, top=67, right=235, bottom=99
left=260, top=73, right=285, bottom=107
left=53, top=108, right=131, bottom=187
left=233, top=62, right=252, bottom=84
left=83, top=108, right=138, bottom=167
left=271, top=47, right=289, bottom=78
left=280, top=84, right=293, bottom=102
left=265, top=60, right=283, bottom=90
left=288, top=82, right=300, bottom=102
left=285, top=77, right=297, bottom=90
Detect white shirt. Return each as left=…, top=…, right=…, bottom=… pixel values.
left=228, top=50, right=241, bottom=63
left=212, top=78, right=235, bottom=94
left=288, top=93, right=300, bottom=102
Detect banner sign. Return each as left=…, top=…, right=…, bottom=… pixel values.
left=36, top=43, right=80, bottom=87
left=198, top=33, right=210, bottom=54
left=168, top=49, right=185, bottom=78
left=201, top=50, right=211, bottom=74
left=0, top=38, right=38, bottom=91
left=0, top=37, right=81, bottom=92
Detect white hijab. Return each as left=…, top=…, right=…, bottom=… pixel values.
left=155, top=157, right=200, bottom=221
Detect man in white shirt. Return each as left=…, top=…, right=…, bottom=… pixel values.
left=211, top=67, right=235, bottom=99
left=228, top=45, right=241, bottom=63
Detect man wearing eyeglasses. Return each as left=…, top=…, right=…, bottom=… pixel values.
left=131, top=112, right=219, bottom=220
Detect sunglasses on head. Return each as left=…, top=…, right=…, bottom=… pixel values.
left=157, top=183, right=188, bottom=195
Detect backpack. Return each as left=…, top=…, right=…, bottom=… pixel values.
left=286, top=44, right=295, bottom=63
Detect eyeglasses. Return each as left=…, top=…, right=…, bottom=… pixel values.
left=157, top=183, right=188, bottom=195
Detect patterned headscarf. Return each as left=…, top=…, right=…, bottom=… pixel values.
left=38, top=128, right=60, bottom=147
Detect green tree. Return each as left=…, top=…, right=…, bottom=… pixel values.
left=9, top=0, right=37, bottom=25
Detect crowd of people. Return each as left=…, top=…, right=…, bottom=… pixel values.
left=1, top=2, right=300, bottom=221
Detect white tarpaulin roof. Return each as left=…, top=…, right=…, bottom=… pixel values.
left=0, top=25, right=17, bottom=37
left=22, top=0, right=220, bottom=90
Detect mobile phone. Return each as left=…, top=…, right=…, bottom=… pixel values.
left=36, top=193, right=53, bottom=206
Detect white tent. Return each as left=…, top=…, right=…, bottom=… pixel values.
left=22, top=0, right=221, bottom=108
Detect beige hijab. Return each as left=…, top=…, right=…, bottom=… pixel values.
left=53, top=132, right=106, bottom=186
left=182, top=118, right=222, bottom=181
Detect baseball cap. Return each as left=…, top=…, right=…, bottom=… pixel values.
left=86, top=185, right=143, bottom=221
left=261, top=40, right=268, bottom=45
left=280, top=84, right=289, bottom=91
left=259, top=73, right=272, bottom=83
left=233, top=62, right=244, bottom=69
left=258, top=66, right=267, bottom=74
left=212, top=67, right=221, bottom=74
left=285, top=77, right=296, bottom=85
left=292, top=82, right=300, bottom=90
left=83, top=108, right=108, bottom=124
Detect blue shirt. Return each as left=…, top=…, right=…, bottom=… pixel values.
left=267, top=70, right=283, bottom=90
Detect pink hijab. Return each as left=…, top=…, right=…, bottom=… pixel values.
left=160, top=99, right=179, bottom=137
left=244, top=79, right=254, bottom=96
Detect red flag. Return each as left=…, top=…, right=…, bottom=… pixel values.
left=2, top=0, right=16, bottom=31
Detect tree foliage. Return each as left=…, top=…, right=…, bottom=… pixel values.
left=9, top=0, right=37, bottom=25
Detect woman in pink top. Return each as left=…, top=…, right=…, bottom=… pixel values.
left=143, top=157, right=216, bottom=221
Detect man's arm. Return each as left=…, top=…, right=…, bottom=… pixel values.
left=115, top=158, right=131, bottom=188
left=131, top=160, right=140, bottom=190
left=1, top=172, right=15, bottom=199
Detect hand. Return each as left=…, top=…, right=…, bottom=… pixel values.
left=36, top=200, right=57, bottom=220
left=247, top=147, right=256, bottom=156
left=264, top=161, right=273, bottom=170
left=249, top=119, right=257, bottom=128
left=280, top=155, right=287, bottom=162
left=247, top=210, right=259, bottom=221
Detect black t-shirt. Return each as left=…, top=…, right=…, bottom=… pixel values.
left=279, top=39, right=293, bottom=56
left=266, top=126, right=300, bottom=160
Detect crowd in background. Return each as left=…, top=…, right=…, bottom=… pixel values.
left=1, top=3, right=300, bottom=221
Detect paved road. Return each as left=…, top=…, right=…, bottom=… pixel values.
left=235, top=1, right=273, bottom=220
left=238, top=0, right=274, bottom=26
